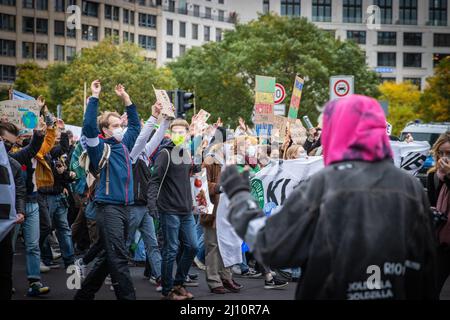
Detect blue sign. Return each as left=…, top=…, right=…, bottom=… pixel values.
left=375, top=67, right=394, bottom=73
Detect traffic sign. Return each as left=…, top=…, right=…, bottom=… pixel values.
left=274, top=104, right=286, bottom=116
left=330, top=76, right=354, bottom=101
left=274, top=83, right=286, bottom=104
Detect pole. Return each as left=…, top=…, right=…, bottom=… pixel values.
left=83, top=81, right=87, bottom=114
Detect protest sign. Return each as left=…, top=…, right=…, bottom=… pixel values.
left=390, top=141, right=430, bottom=176
left=290, top=119, right=307, bottom=145
left=191, top=169, right=214, bottom=215
left=152, top=86, right=175, bottom=119
left=253, top=75, right=275, bottom=125
left=0, top=100, right=40, bottom=131
left=287, top=75, right=304, bottom=121
left=0, top=142, right=17, bottom=242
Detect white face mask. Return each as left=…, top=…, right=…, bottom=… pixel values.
left=110, top=127, right=124, bottom=142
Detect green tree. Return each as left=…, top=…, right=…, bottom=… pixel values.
left=169, top=14, right=380, bottom=127
left=13, top=40, right=177, bottom=125
left=379, top=81, right=421, bottom=136
left=420, top=56, right=450, bottom=122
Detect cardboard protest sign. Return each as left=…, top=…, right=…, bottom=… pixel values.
left=0, top=100, right=40, bottom=131
left=191, top=169, right=214, bottom=215
left=253, top=75, right=275, bottom=125
left=290, top=119, right=307, bottom=145
left=152, top=86, right=175, bottom=119
left=271, top=115, right=288, bottom=142
left=197, top=109, right=210, bottom=123
left=287, top=75, right=304, bottom=120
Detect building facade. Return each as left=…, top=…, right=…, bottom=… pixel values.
left=0, top=0, right=161, bottom=85
left=233, top=0, right=450, bottom=90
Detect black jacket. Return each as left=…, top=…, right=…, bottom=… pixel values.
left=9, top=156, right=26, bottom=216
left=427, top=170, right=450, bottom=207
left=8, top=130, right=45, bottom=202
left=228, top=160, right=437, bottom=300
left=303, top=136, right=321, bottom=154
left=147, top=141, right=201, bottom=215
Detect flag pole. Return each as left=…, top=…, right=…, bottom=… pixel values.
left=83, top=82, right=87, bottom=114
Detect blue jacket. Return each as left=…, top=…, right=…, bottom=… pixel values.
left=82, top=97, right=141, bottom=205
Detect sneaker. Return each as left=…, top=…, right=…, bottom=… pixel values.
left=240, top=268, right=262, bottom=278
left=188, top=273, right=199, bottom=280
left=194, top=257, right=206, bottom=271
left=74, top=258, right=86, bottom=280
left=105, top=275, right=112, bottom=285
left=27, top=282, right=50, bottom=297
left=40, top=262, right=50, bottom=273
left=43, top=261, right=60, bottom=269
left=110, top=285, right=114, bottom=291
left=156, top=279, right=162, bottom=292
left=52, top=250, right=61, bottom=261
left=232, top=265, right=242, bottom=275
left=149, top=276, right=158, bottom=285
left=174, top=285, right=194, bottom=299
left=264, top=278, right=289, bottom=290
left=162, top=290, right=188, bottom=301
left=184, top=275, right=199, bottom=287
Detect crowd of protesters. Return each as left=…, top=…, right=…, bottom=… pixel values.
left=0, top=80, right=449, bottom=301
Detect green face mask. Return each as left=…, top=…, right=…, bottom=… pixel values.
left=172, top=133, right=186, bottom=146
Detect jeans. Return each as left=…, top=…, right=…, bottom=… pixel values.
left=127, top=205, right=162, bottom=279
left=195, top=215, right=205, bottom=263
left=38, top=193, right=75, bottom=267
left=239, top=251, right=250, bottom=273
left=23, top=202, right=41, bottom=280
left=74, top=203, right=135, bottom=300
left=160, top=213, right=198, bottom=296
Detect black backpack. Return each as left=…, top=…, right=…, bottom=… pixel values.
left=132, top=158, right=152, bottom=205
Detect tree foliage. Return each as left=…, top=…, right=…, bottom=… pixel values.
left=169, top=14, right=380, bottom=127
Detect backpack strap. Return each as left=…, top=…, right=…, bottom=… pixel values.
left=157, top=148, right=171, bottom=200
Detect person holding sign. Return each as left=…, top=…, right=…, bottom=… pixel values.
left=221, top=95, right=437, bottom=300
left=74, top=80, right=141, bottom=300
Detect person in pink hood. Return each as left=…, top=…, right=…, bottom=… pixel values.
left=221, top=94, right=438, bottom=300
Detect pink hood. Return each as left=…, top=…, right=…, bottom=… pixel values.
left=321, top=95, right=393, bottom=166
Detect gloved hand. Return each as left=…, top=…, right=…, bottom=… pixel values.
left=220, top=165, right=250, bottom=199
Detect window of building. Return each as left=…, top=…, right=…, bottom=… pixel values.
left=0, top=65, right=16, bottom=82
left=312, top=0, right=331, bottom=22
left=179, top=44, right=186, bottom=56
left=403, top=32, right=421, bottom=46
left=380, top=77, right=396, bottom=84
left=219, top=0, right=224, bottom=4
left=403, top=53, right=421, bottom=67
left=67, top=26, right=76, bottom=38
left=0, top=39, right=16, bottom=57
left=204, top=26, right=210, bottom=42
left=22, top=42, right=34, bottom=59
left=403, top=77, right=421, bottom=89
left=54, top=20, right=65, bottom=36
left=193, top=5, right=200, bottom=17
left=343, top=0, right=362, bottom=23
left=0, top=14, right=15, bottom=32
left=82, top=1, right=98, bottom=17
left=23, top=0, right=34, bottom=9
left=105, top=5, right=119, bottom=21
left=36, top=0, right=47, bottom=10
left=54, top=0, right=64, bottom=12
left=123, top=10, right=135, bottom=25
left=166, top=42, right=173, bottom=58
left=82, top=24, right=98, bottom=41
left=23, top=17, right=34, bottom=33
left=168, top=0, right=175, bottom=12
left=374, top=0, right=392, bottom=24
left=180, top=21, right=186, bottom=38
left=192, top=23, right=198, bottom=40
left=66, top=46, right=76, bottom=61
left=216, top=28, right=222, bottom=42
left=218, top=10, right=225, bottom=21
left=347, top=30, right=366, bottom=44
left=281, top=0, right=301, bottom=17
left=166, top=19, right=173, bottom=35
left=399, top=0, right=417, bottom=25
left=377, top=31, right=396, bottom=45
left=434, top=33, right=450, bottom=46
left=54, top=45, right=64, bottom=61
left=0, top=0, right=16, bottom=6
left=377, top=52, right=396, bottom=66
left=205, top=7, right=212, bottom=19
left=429, top=0, right=448, bottom=26
left=36, top=18, right=48, bottom=34
left=123, top=31, right=135, bottom=43
left=138, top=35, right=156, bottom=50
left=263, top=0, right=270, bottom=13
left=139, top=13, right=156, bottom=28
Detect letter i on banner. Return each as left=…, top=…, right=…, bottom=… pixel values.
left=287, top=75, right=304, bottom=121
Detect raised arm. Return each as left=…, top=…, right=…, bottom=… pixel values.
left=114, top=84, right=141, bottom=152
left=83, top=80, right=104, bottom=170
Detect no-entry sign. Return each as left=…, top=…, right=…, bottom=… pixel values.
left=330, top=76, right=354, bottom=101
left=274, top=83, right=286, bottom=104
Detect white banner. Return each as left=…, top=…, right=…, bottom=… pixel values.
left=390, top=141, right=430, bottom=176
left=0, top=142, right=17, bottom=242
